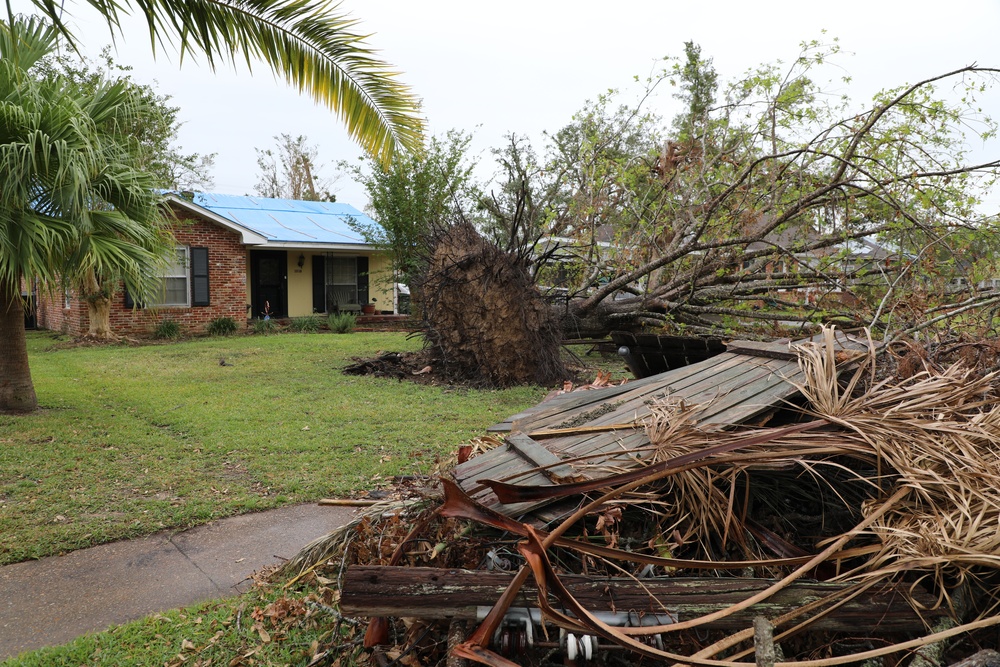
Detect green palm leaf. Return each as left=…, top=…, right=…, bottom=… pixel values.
left=29, top=0, right=425, bottom=163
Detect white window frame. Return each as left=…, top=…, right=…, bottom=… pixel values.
left=152, top=246, right=191, bottom=307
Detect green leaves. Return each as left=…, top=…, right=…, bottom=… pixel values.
left=0, top=16, right=170, bottom=301
left=30, top=0, right=425, bottom=164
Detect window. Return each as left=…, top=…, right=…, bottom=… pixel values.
left=124, top=246, right=209, bottom=308
left=155, top=247, right=190, bottom=307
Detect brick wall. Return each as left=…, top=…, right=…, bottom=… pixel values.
left=34, top=287, right=87, bottom=334
left=35, top=207, right=249, bottom=337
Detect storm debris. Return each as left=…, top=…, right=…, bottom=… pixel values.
left=296, top=328, right=1000, bottom=666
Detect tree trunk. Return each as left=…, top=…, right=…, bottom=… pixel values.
left=82, top=270, right=114, bottom=339
left=0, top=280, right=38, bottom=413
left=558, top=297, right=648, bottom=340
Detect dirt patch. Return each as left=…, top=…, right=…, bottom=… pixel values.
left=343, top=351, right=441, bottom=385
left=343, top=349, right=618, bottom=390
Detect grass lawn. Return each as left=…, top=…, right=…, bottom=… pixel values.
left=0, top=331, right=549, bottom=566
left=2, top=330, right=627, bottom=666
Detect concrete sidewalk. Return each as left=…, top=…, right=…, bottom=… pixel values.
left=0, top=503, right=357, bottom=661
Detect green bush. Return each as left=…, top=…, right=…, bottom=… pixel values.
left=206, top=316, right=240, bottom=336
left=327, top=311, right=357, bottom=334
left=153, top=319, right=181, bottom=339
left=251, top=318, right=281, bottom=335
left=289, top=315, right=322, bottom=332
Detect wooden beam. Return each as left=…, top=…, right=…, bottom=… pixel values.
left=340, top=566, right=942, bottom=633
left=726, top=340, right=799, bottom=361
left=505, top=433, right=580, bottom=481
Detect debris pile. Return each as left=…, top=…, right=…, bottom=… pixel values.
left=290, top=328, right=1000, bottom=666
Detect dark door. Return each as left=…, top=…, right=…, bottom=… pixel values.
left=250, top=250, right=288, bottom=319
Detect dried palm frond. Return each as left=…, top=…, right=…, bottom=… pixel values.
left=278, top=497, right=434, bottom=582
left=789, top=327, right=1000, bottom=606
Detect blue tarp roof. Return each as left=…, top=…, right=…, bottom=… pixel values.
left=190, top=193, right=375, bottom=246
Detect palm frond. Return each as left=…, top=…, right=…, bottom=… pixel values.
left=32, top=0, right=425, bottom=163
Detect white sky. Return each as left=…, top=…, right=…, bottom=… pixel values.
left=15, top=0, right=1000, bottom=210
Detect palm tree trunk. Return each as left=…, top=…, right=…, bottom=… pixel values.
left=82, top=270, right=114, bottom=339
left=0, top=279, right=38, bottom=413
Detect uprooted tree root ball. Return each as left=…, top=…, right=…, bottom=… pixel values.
left=418, top=221, right=569, bottom=388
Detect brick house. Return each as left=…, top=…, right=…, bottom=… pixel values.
left=33, top=193, right=396, bottom=337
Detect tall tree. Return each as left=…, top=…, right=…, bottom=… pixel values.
left=507, top=41, right=1000, bottom=339
left=254, top=134, right=337, bottom=201
left=38, top=48, right=217, bottom=191
left=0, top=17, right=172, bottom=412
left=671, top=40, right=718, bottom=140
left=22, top=0, right=424, bottom=163
left=343, top=130, right=478, bottom=290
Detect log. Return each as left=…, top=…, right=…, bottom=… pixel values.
left=340, top=566, right=944, bottom=633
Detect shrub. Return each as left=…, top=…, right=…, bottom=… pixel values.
left=289, top=315, right=322, bottom=333
left=206, top=316, right=240, bottom=336
left=327, top=312, right=357, bottom=334
left=153, top=319, right=181, bottom=340
left=251, top=318, right=281, bottom=335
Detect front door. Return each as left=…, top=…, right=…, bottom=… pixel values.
left=250, top=250, right=288, bottom=319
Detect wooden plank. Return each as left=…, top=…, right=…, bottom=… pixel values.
left=490, top=376, right=655, bottom=433
left=461, top=333, right=869, bottom=516
left=462, top=360, right=798, bottom=512
left=460, top=357, right=783, bottom=506
left=577, top=355, right=788, bottom=431
left=704, top=371, right=806, bottom=426
left=340, top=566, right=942, bottom=633
left=506, top=433, right=580, bottom=482
left=727, top=339, right=799, bottom=361
left=681, top=358, right=800, bottom=424
left=512, top=353, right=748, bottom=434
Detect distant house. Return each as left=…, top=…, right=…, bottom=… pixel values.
left=34, top=193, right=398, bottom=336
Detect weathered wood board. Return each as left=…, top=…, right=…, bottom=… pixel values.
left=341, top=565, right=941, bottom=633
left=456, top=332, right=869, bottom=517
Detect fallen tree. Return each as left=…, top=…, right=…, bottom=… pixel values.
left=407, top=44, right=1000, bottom=385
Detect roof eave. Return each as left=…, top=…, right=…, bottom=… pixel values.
left=264, top=241, right=375, bottom=251
left=164, top=194, right=269, bottom=246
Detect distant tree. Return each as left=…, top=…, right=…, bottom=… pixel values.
left=254, top=134, right=337, bottom=201
left=0, top=17, right=173, bottom=413
left=38, top=47, right=216, bottom=191
left=342, top=130, right=479, bottom=290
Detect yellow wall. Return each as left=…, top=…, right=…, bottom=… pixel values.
left=367, top=253, right=395, bottom=313
left=281, top=251, right=396, bottom=317
left=287, top=252, right=313, bottom=317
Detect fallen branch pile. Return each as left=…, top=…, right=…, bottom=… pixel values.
left=293, top=328, right=1000, bottom=666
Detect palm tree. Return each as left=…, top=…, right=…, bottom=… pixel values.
left=0, top=16, right=173, bottom=412
left=25, top=0, right=424, bottom=164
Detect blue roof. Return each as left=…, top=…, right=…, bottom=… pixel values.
left=189, top=193, right=376, bottom=246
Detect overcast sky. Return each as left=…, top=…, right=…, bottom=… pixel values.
left=17, top=0, right=1000, bottom=210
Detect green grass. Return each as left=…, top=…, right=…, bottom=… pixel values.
left=0, top=331, right=546, bottom=566
left=1, top=332, right=627, bottom=666
left=4, top=576, right=351, bottom=667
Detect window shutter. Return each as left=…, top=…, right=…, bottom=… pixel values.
left=124, top=288, right=135, bottom=309
left=191, top=247, right=210, bottom=306
left=357, top=256, right=370, bottom=305
left=311, top=254, right=325, bottom=313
